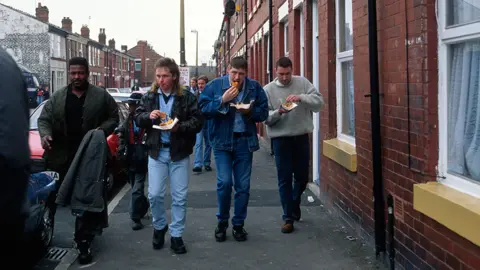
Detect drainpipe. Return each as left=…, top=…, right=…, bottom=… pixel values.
left=244, top=0, right=248, bottom=60
left=367, top=0, right=386, bottom=257
left=268, top=0, right=273, bottom=81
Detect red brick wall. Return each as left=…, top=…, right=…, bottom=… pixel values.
left=218, top=0, right=480, bottom=269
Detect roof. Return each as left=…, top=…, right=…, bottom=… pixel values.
left=0, top=3, right=133, bottom=58
left=0, top=3, right=68, bottom=36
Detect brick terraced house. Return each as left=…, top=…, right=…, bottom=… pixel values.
left=213, top=0, right=480, bottom=269
left=0, top=2, right=134, bottom=91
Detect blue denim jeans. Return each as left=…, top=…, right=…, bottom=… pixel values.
left=272, top=134, right=310, bottom=221
left=148, top=149, right=190, bottom=237
left=214, top=135, right=253, bottom=226
left=193, top=129, right=212, bottom=168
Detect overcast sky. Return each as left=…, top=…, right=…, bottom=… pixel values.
left=0, top=0, right=224, bottom=66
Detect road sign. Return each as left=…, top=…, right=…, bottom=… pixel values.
left=179, top=66, right=190, bottom=86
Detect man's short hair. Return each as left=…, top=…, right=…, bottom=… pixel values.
left=197, top=75, right=209, bottom=83
left=230, top=56, right=248, bottom=70
left=191, top=77, right=197, bottom=82
left=69, top=57, right=89, bottom=74
left=276, top=57, right=292, bottom=68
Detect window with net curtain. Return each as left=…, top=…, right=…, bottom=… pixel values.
left=447, top=0, right=480, bottom=183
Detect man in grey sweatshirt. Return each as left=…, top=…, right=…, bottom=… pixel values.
left=264, top=57, right=325, bottom=233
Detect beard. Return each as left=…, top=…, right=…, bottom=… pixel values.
left=72, top=79, right=88, bottom=90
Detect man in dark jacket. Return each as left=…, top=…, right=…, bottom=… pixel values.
left=135, top=57, right=203, bottom=254
left=117, top=92, right=149, bottom=231
left=37, top=57, right=119, bottom=264
left=0, top=47, right=30, bottom=267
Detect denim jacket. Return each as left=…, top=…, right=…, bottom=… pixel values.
left=198, top=75, right=268, bottom=152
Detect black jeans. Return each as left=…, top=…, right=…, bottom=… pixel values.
left=128, top=170, right=147, bottom=221
left=272, top=134, right=310, bottom=222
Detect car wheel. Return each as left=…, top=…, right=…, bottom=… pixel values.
left=40, top=203, right=54, bottom=248
left=106, top=171, right=114, bottom=192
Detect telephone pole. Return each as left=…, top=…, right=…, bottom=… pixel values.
left=180, top=0, right=186, bottom=66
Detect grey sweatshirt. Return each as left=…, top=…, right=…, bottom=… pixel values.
left=264, top=76, right=324, bottom=138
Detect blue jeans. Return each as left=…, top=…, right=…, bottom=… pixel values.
left=272, top=134, right=310, bottom=221
left=148, top=149, right=190, bottom=237
left=214, top=135, right=253, bottom=226
left=193, top=129, right=212, bottom=168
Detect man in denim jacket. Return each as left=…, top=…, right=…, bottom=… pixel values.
left=198, top=57, right=268, bottom=242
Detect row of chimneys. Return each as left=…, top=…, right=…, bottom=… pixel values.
left=35, top=3, right=127, bottom=52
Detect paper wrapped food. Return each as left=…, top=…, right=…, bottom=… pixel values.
left=230, top=100, right=254, bottom=110
left=281, top=102, right=298, bottom=111
left=153, top=118, right=179, bottom=130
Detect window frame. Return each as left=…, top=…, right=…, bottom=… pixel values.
left=438, top=0, right=480, bottom=198
left=335, top=0, right=355, bottom=146
left=284, top=21, right=289, bottom=56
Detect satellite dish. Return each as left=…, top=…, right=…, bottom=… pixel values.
left=224, top=0, right=236, bottom=18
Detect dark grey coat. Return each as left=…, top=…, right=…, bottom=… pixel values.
left=55, top=129, right=108, bottom=220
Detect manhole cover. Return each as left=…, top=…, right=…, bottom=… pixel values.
left=44, top=247, right=69, bottom=261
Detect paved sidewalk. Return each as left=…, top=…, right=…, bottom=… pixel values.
left=68, top=147, right=381, bottom=270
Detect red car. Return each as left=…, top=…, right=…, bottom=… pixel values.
left=29, top=99, right=130, bottom=192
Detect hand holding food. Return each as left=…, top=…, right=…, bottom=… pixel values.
left=149, top=110, right=165, bottom=120
left=285, top=95, right=301, bottom=103
left=222, top=86, right=239, bottom=104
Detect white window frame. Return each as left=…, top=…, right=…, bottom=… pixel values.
left=284, top=21, right=289, bottom=56
left=335, top=0, right=355, bottom=146
left=437, top=0, right=480, bottom=198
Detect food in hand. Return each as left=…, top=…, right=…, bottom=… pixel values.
left=232, top=81, right=239, bottom=89
left=283, top=102, right=294, bottom=108
left=160, top=119, right=174, bottom=126
left=158, top=112, right=167, bottom=120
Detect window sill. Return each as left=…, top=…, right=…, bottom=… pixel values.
left=322, top=138, right=357, bottom=172
left=413, top=182, right=480, bottom=247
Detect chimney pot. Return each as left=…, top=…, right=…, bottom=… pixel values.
left=35, top=3, right=49, bottom=23
left=80, top=25, right=90, bottom=39
left=61, top=17, right=72, bottom=32
left=98, top=28, right=106, bottom=45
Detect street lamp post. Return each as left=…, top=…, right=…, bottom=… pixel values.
left=191, top=29, right=199, bottom=77
left=144, top=58, right=150, bottom=81
left=180, top=0, right=186, bottom=66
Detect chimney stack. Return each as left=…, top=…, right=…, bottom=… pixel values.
left=98, top=28, right=106, bottom=45
left=80, top=25, right=90, bottom=38
left=61, top=17, right=72, bottom=32
left=121, top=45, right=128, bottom=53
left=35, top=3, right=49, bottom=23
left=108, top=39, right=116, bottom=49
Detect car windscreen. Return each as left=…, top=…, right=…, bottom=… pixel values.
left=119, top=88, right=130, bottom=93
left=29, top=102, right=45, bottom=130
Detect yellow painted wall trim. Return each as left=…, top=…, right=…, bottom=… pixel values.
left=322, top=138, right=357, bottom=172
left=413, top=182, right=480, bottom=247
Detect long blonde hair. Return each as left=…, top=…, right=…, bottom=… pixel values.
left=150, top=57, right=183, bottom=96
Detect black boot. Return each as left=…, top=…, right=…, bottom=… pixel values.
left=170, top=237, right=187, bottom=254
left=232, top=225, right=248, bottom=242
left=131, top=219, right=144, bottom=231
left=214, top=220, right=228, bottom=242
left=152, top=225, right=168, bottom=250
left=77, top=240, right=92, bottom=265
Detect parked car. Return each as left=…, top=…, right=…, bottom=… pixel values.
left=29, top=99, right=130, bottom=192
left=106, top=88, right=119, bottom=94
left=18, top=63, right=41, bottom=108
left=118, top=88, right=131, bottom=93
left=109, top=90, right=146, bottom=103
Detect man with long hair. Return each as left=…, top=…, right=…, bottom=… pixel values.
left=135, top=58, right=203, bottom=254
left=198, top=57, right=268, bottom=242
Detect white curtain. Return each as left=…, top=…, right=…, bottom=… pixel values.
left=447, top=0, right=480, bottom=181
